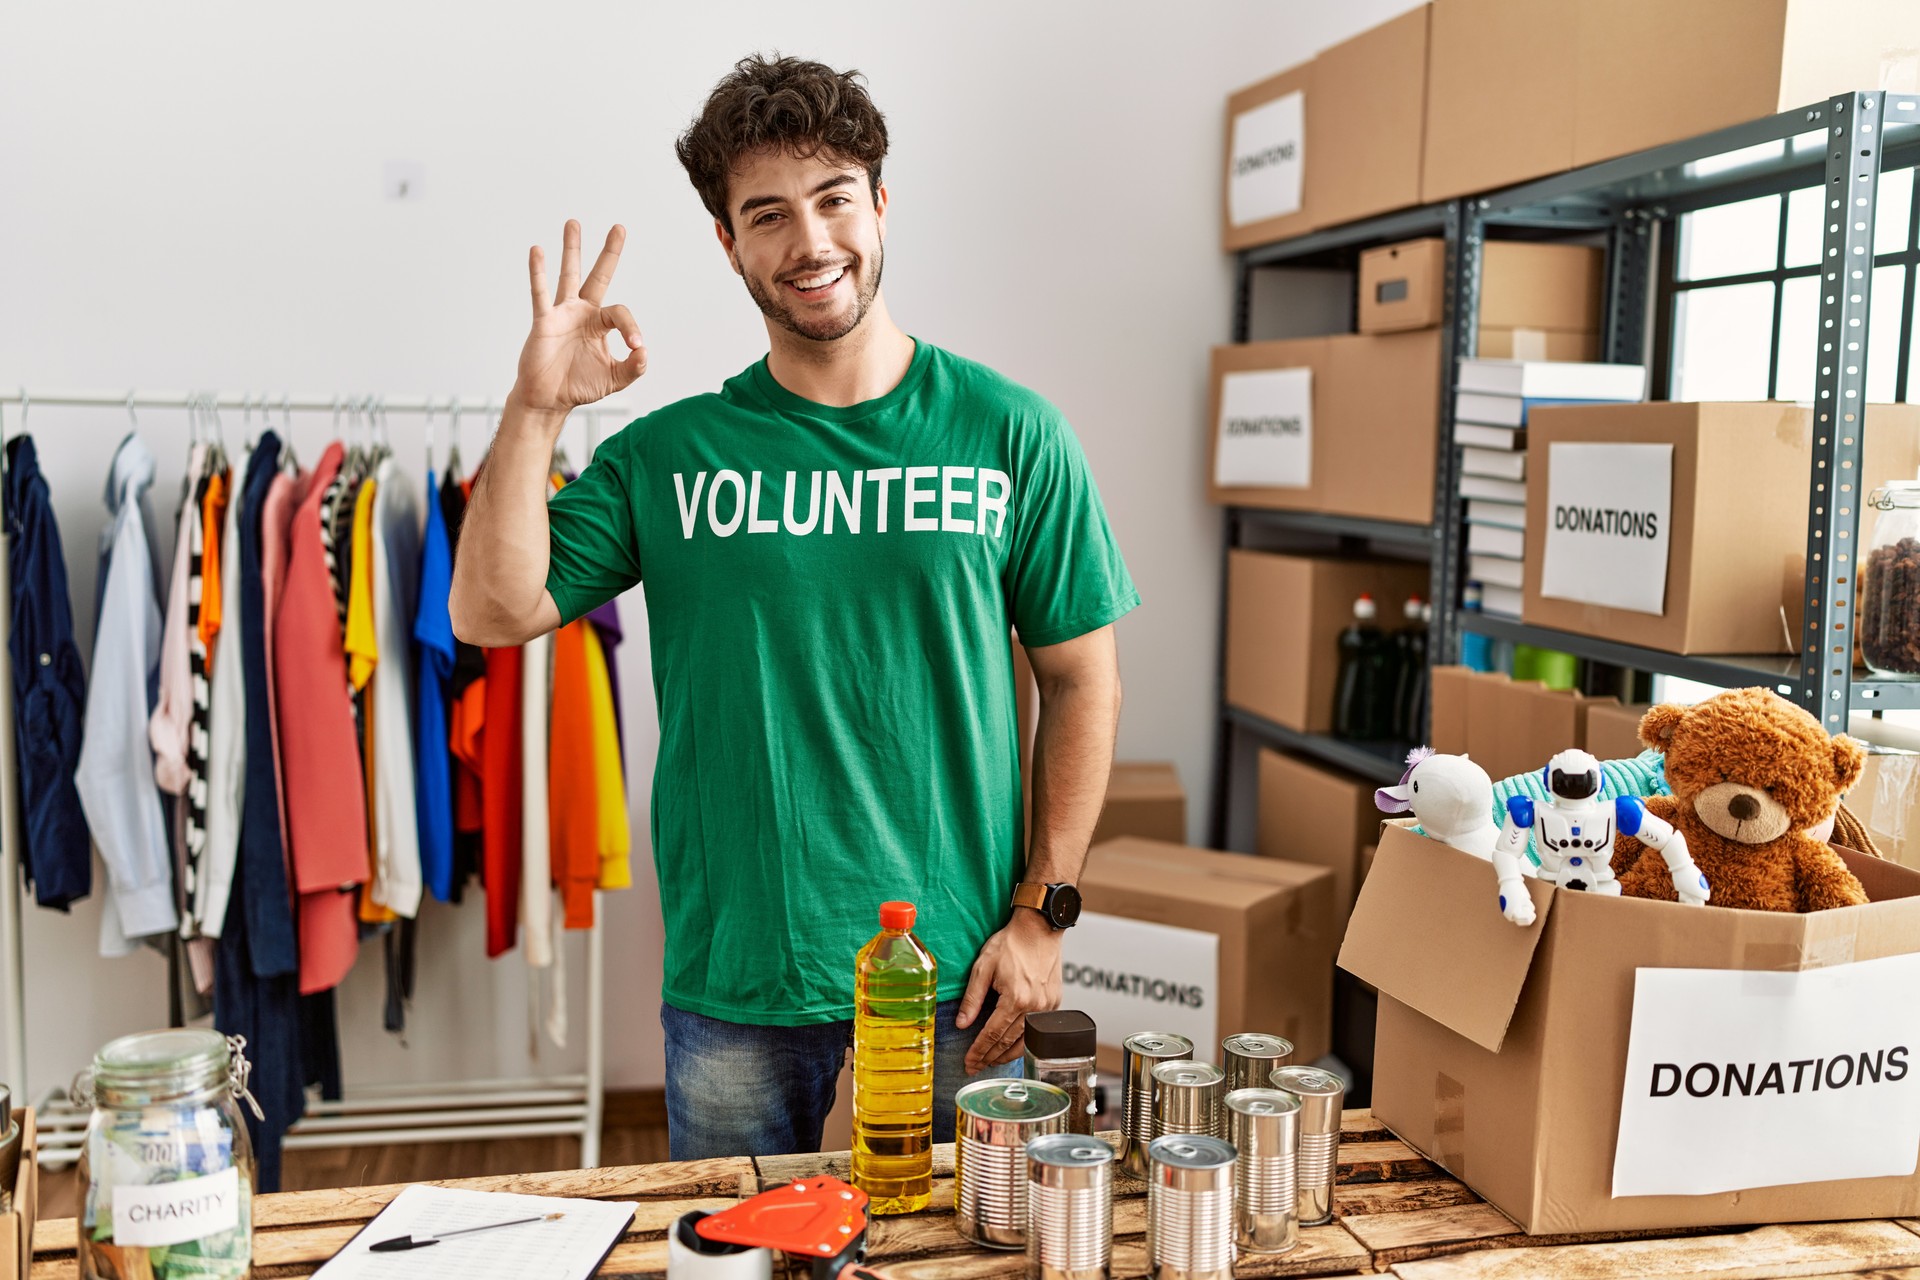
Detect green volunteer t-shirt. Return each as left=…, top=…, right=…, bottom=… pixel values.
left=545, top=339, right=1140, bottom=1025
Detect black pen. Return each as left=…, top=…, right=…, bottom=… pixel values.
left=368, top=1210, right=565, bottom=1252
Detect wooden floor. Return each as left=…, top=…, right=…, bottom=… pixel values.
left=35, top=1115, right=670, bottom=1221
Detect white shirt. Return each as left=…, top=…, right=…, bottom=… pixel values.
left=369, top=456, right=423, bottom=918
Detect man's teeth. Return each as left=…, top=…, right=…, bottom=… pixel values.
left=791, top=267, right=846, bottom=290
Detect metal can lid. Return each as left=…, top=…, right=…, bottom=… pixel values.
left=1151, top=1059, right=1224, bottom=1088
left=1222, top=1033, right=1293, bottom=1059
left=1225, top=1087, right=1301, bottom=1117
left=1123, top=1031, right=1194, bottom=1057
left=957, top=1078, right=1071, bottom=1121
left=1147, top=1134, right=1236, bottom=1170
left=1027, top=1133, right=1115, bottom=1169
left=1270, top=1066, right=1344, bottom=1098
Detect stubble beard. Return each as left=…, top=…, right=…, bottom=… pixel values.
left=741, top=241, right=885, bottom=344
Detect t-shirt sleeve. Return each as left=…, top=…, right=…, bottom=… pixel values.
left=546, top=445, right=643, bottom=627
left=1003, top=407, right=1140, bottom=647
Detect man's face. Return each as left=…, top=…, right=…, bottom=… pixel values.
left=719, top=147, right=886, bottom=344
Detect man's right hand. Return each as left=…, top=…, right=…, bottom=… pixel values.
left=513, top=219, right=648, bottom=422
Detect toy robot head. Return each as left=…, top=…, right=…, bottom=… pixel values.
left=1543, top=748, right=1602, bottom=801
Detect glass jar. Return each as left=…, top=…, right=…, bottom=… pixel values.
left=74, top=1029, right=261, bottom=1280
left=1861, top=482, right=1920, bottom=675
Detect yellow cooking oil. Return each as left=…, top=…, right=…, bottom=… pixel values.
left=852, top=900, right=936, bottom=1214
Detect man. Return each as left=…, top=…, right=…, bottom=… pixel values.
left=449, top=54, right=1138, bottom=1160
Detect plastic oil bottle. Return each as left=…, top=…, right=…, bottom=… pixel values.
left=852, top=900, right=936, bottom=1214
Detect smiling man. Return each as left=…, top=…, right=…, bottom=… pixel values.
left=448, top=54, right=1138, bottom=1160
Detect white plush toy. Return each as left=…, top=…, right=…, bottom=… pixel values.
left=1375, top=748, right=1500, bottom=860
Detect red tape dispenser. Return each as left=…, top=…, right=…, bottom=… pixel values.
left=669, top=1176, right=893, bottom=1280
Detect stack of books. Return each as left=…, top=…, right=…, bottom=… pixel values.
left=1455, top=358, right=1647, bottom=618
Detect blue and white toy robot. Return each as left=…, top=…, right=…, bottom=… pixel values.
left=1490, top=748, right=1710, bottom=927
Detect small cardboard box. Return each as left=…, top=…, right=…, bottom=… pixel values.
left=1321, top=329, right=1445, bottom=524
left=1208, top=338, right=1327, bottom=511
left=1571, top=0, right=1920, bottom=168
left=1523, top=401, right=1920, bottom=655
left=1359, top=240, right=1601, bottom=337
left=1256, top=749, right=1382, bottom=922
left=1465, top=674, right=1596, bottom=782
left=1584, top=700, right=1655, bottom=762
left=1421, top=0, right=1579, bottom=202
left=1071, top=839, right=1338, bottom=1072
left=1343, top=821, right=1920, bottom=1234
left=1, top=1109, right=35, bottom=1280
left=1226, top=550, right=1432, bottom=734
left=1093, top=762, right=1187, bottom=847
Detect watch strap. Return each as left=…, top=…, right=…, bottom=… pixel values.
left=1010, top=882, right=1049, bottom=912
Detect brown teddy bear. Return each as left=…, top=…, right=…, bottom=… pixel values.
left=1611, top=688, right=1871, bottom=912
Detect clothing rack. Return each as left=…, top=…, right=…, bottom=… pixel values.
left=0, top=386, right=637, bottom=1169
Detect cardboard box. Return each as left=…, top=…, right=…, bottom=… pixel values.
left=1257, top=749, right=1381, bottom=921
left=1, top=1109, right=35, bottom=1280
left=1478, top=328, right=1600, bottom=363
left=1226, top=550, right=1432, bottom=734
left=1208, top=337, right=1327, bottom=511
left=1359, top=842, right=1378, bottom=887
left=1523, top=402, right=1920, bottom=655
left=1343, top=821, right=1920, bottom=1234
left=1222, top=62, right=1316, bottom=252
left=1093, top=762, right=1187, bottom=847
left=1321, top=329, right=1444, bottom=524
left=1429, top=665, right=1473, bottom=756
left=1572, top=0, right=1920, bottom=169
left=1584, top=700, right=1655, bottom=761
left=1421, top=0, right=1578, bottom=201
left=1307, top=6, right=1430, bottom=230
left=1072, top=839, right=1338, bottom=1071
left=1464, top=674, right=1597, bottom=782
left=1359, top=240, right=1602, bottom=337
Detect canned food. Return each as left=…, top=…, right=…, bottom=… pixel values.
left=1225, top=1088, right=1301, bottom=1254
left=1151, top=1060, right=1224, bottom=1141
left=1026, top=1133, right=1114, bottom=1280
left=1271, top=1065, right=1344, bottom=1227
left=1144, top=1135, right=1236, bottom=1280
left=1119, top=1032, right=1194, bottom=1177
left=1221, top=1034, right=1294, bottom=1094
left=954, top=1079, right=1071, bottom=1249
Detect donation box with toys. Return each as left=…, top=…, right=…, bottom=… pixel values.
left=1342, top=690, right=1920, bottom=1234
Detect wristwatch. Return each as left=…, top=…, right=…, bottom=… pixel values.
left=1011, top=882, right=1083, bottom=929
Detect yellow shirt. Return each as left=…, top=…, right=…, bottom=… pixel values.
left=345, top=478, right=379, bottom=691
left=582, top=623, right=631, bottom=890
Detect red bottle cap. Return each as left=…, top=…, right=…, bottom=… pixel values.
left=879, top=901, right=916, bottom=932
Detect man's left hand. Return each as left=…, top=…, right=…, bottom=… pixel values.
left=956, top=909, right=1063, bottom=1074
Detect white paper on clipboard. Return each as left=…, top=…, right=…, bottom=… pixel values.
left=313, top=1184, right=637, bottom=1280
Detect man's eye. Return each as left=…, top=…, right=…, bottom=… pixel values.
left=754, top=212, right=783, bottom=226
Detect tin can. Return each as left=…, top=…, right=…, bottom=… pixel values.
left=1271, top=1065, right=1344, bottom=1227
left=1144, top=1135, right=1236, bottom=1280
left=1221, top=1033, right=1294, bottom=1094
left=955, top=1079, right=1071, bottom=1249
left=1120, top=1032, right=1194, bottom=1177
left=1225, top=1088, right=1301, bottom=1254
left=1150, top=1061, right=1224, bottom=1141
left=1025, top=1133, right=1114, bottom=1280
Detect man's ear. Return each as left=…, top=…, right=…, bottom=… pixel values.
left=873, top=180, right=888, bottom=239
left=714, top=219, right=741, bottom=274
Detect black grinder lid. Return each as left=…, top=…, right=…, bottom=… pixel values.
left=1025, top=1009, right=1097, bottom=1059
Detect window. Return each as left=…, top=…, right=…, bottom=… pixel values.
left=1669, top=166, right=1919, bottom=404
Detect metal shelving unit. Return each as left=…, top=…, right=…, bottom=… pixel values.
left=1210, top=89, right=1920, bottom=844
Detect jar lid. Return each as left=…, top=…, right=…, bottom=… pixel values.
left=1872, top=482, right=1920, bottom=508
left=94, top=1028, right=228, bottom=1089
left=1151, top=1060, right=1225, bottom=1088
left=1026, top=1133, right=1115, bottom=1169
left=956, top=1078, right=1070, bottom=1122
left=1222, top=1033, right=1293, bottom=1060
left=1024, top=1010, right=1096, bottom=1059
left=1146, top=1134, right=1236, bottom=1170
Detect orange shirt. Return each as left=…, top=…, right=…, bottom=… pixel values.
left=548, top=616, right=599, bottom=930
left=198, top=467, right=229, bottom=660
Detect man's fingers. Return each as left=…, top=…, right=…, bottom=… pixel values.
left=555, top=219, right=582, bottom=305
left=612, top=346, right=649, bottom=390
left=599, top=305, right=643, bottom=354
left=580, top=225, right=627, bottom=305
left=966, top=1001, right=1023, bottom=1072
left=528, top=245, right=550, bottom=319
left=955, top=957, right=996, bottom=1030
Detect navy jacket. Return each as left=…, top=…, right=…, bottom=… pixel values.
left=6, top=435, right=90, bottom=909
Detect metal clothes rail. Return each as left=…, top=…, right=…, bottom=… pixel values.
left=0, top=386, right=638, bottom=1168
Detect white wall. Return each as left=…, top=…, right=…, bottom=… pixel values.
left=0, top=0, right=1422, bottom=1101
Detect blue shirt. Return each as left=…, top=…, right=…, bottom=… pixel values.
left=412, top=467, right=456, bottom=902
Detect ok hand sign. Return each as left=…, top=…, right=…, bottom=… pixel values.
left=515, top=220, right=648, bottom=415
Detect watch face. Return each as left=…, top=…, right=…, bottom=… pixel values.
left=1048, top=884, right=1083, bottom=928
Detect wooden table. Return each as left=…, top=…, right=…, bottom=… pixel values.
left=30, top=1111, right=1920, bottom=1278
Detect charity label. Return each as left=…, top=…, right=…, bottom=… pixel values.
left=1215, top=367, right=1312, bottom=489
left=1061, top=913, right=1218, bottom=1054
left=1228, top=92, right=1303, bottom=227
left=1612, top=951, right=1920, bottom=1197
left=112, top=1164, right=241, bottom=1247
left=1540, top=442, right=1673, bottom=615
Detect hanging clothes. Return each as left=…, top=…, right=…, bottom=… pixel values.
left=5, top=435, right=90, bottom=910
left=585, top=598, right=626, bottom=754
left=273, top=441, right=367, bottom=995
left=181, top=460, right=228, bottom=975
left=521, top=629, right=553, bottom=968
left=149, top=444, right=206, bottom=798
left=478, top=644, right=521, bottom=959
left=258, top=455, right=301, bottom=885
left=582, top=623, right=631, bottom=892
left=197, top=444, right=250, bottom=948
left=344, top=476, right=389, bottom=927
left=369, top=457, right=422, bottom=919
left=75, top=434, right=175, bottom=957
left=213, top=432, right=304, bottom=1194
left=413, top=467, right=455, bottom=903
left=442, top=473, right=485, bottom=902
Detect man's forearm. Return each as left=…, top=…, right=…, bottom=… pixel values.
left=1023, top=663, right=1123, bottom=885
left=448, top=394, right=568, bottom=647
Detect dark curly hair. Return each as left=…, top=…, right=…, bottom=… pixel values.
left=676, top=54, right=889, bottom=235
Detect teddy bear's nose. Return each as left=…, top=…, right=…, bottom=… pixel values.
left=1728, top=793, right=1761, bottom=821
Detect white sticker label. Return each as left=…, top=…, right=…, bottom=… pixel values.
left=113, top=1165, right=241, bottom=1247
left=1612, top=953, right=1920, bottom=1198
left=1061, top=912, right=1219, bottom=1057
left=1215, top=367, right=1312, bottom=490
left=1228, top=91, right=1304, bottom=227
left=1539, top=442, right=1674, bottom=615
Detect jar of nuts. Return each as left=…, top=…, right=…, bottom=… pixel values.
left=1860, top=482, right=1920, bottom=675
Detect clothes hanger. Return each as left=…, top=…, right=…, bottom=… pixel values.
left=281, top=392, right=300, bottom=474
left=446, top=399, right=463, bottom=481
left=424, top=399, right=436, bottom=478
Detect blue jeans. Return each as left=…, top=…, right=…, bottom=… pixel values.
left=661, top=999, right=1022, bottom=1160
